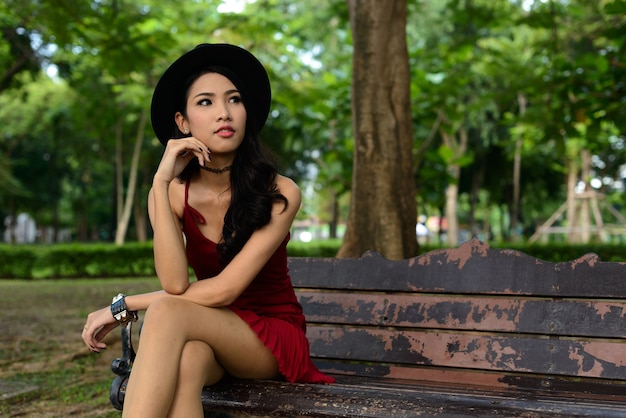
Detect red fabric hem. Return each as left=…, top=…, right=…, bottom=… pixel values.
left=229, top=306, right=334, bottom=384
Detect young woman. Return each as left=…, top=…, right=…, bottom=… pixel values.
left=81, top=43, right=333, bottom=418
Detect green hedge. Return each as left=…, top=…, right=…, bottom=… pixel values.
left=0, top=242, right=155, bottom=279
left=1, top=239, right=624, bottom=279
left=289, top=240, right=626, bottom=263
left=0, top=240, right=340, bottom=279
left=493, top=242, right=626, bottom=263
left=35, top=243, right=156, bottom=278
left=420, top=242, right=626, bottom=262
left=287, top=239, right=343, bottom=257
left=0, top=246, right=40, bottom=278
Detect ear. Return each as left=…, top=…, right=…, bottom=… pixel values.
left=174, top=112, right=189, bottom=134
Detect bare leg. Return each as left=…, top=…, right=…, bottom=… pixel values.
left=167, top=341, right=224, bottom=418
left=122, top=296, right=279, bottom=418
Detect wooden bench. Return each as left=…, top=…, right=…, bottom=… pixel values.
left=110, top=239, right=626, bottom=417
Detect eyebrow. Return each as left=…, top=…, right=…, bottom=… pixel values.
left=192, top=89, right=240, bottom=99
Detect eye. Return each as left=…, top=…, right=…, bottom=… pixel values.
left=198, top=98, right=212, bottom=106
left=229, top=95, right=242, bottom=104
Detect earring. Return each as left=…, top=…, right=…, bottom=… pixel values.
left=183, top=128, right=189, bottom=134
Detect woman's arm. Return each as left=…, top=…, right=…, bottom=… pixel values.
left=82, top=139, right=209, bottom=352
left=81, top=289, right=166, bottom=352
left=149, top=137, right=211, bottom=294
left=149, top=183, right=190, bottom=294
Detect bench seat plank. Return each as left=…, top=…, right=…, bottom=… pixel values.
left=201, top=376, right=626, bottom=417
left=312, top=360, right=626, bottom=395
left=306, top=325, right=626, bottom=380
left=299, top=291, right=626, bottom=337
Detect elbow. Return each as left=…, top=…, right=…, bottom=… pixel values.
left=163, top=282, right=189, bottom=295
left=220, top=294, right=237, bottom=306
left=156, top=267, right=190, bottom=295
left=213, top=287, right=239, bottom=306
left=210, top=288, right=236, bottom=306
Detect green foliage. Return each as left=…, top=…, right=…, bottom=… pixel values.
left=0, top=242, right=155, bottom=279
left=491, top=241, right=626, bottom=263
left=291, top=239, right=626, bottom=262
left=287, top=239, right=343, bottom=258
left=1, top=239, right=625, bottom=280
left=0, top=246, right=39, bottom=278
left=37, top=243, right=156, bottom=278
left=1, top=0, right=626, bottom=248
left=0, top=240, right=342, bottom=279
left=419, top=241, right=626, bottom=263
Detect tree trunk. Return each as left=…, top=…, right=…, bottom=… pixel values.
left=566, top=157, right=578, bottom=243
left=134, top=164, right=151, bottom=243
left=579, top=149, right=592, bottom=243
left=115, top=116, right=124, bottom=234
left=440, top=127, right=468, bottom=246
left=329, top=189, right=338, bottom=239
left=444, top=176, right=459, bottom=246
left=134, top=192, right=147, bottom=242
left=338, top=0, right=417, bottom=260
left=468, top=160, right=485, bottom=238
left=115, top=109, right=147, bottom=245
left=511, top=92, right=527, bottom=242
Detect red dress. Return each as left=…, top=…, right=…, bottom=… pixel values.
left=182, top=182, right=334, bottom=384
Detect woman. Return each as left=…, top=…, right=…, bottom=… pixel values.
left=81, top=43, right=333, bottom=418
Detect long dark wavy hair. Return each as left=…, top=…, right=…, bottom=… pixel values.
left=173, top=67, right=287, bottom=264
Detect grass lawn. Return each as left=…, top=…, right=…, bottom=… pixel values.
left=0, top=278, right=161, bottom=417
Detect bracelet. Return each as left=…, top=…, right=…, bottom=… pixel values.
left=110, top=293, right=138, bottom=324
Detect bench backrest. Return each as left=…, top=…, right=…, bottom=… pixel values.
left=289, top=239, right=626, bottom=394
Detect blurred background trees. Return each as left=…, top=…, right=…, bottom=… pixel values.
left=1, top=0, right=625, bottom=254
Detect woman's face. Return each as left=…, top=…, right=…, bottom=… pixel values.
left=177, top=72, right=247, bottom=154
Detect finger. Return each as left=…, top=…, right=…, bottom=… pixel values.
left=81, top=325, right=92, bottom=343
left=180, top=138, right=211, bottom=161
left=194, top=149, right=206, bottom=168
left=82, top=322, right=105, bottom=346
left=178, top=146, right=205, bottom=165
left=82, top=329, right=98, bottom=349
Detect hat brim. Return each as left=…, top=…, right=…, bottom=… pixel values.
left=150, top=44, right=271, bottom=145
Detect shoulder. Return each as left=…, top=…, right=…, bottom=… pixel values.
left=275, top=175, right=301, bottom=211
left=148, top=180, right=186, bottom=218
left=169, top=180, right=186, bottom=209
left=276, top=175, right=300, bottom=200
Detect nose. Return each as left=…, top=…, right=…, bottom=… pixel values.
left=217, top=103, right=231, bottom=121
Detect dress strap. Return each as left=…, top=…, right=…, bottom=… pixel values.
left=184, top=179, right=206, bottom=225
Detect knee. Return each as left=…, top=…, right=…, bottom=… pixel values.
left=143, top=296, right=185, bottom=327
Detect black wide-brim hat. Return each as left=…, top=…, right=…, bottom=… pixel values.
left=150, top=43, right=271, bottom=145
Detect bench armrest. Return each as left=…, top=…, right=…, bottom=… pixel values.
left=109, top=320, right=137, bottom=410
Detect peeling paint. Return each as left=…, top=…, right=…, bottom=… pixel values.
left=287, top=240, right=626, bottom=410
left=570, top=253, right=600, bottom=269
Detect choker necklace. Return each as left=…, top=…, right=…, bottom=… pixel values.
left=201, top=164, right=232, bottom=174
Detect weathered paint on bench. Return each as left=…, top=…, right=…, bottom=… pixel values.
left=111, top=239, right=626, bottom=417
left=291, top=240, right=626, bottom=391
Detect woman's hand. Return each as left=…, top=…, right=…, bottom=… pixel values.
left=81, top=306, right=119, bottom=353
left=154, top=137, right=211, bottom=184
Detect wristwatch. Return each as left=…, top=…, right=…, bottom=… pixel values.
left=110, top=293, right=138, bottom=324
